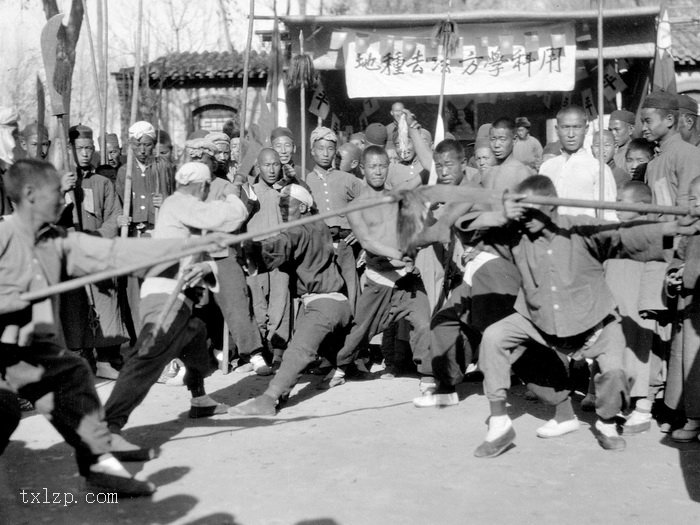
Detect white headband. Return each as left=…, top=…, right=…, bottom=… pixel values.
left=175, top=162, right=211, bottom=185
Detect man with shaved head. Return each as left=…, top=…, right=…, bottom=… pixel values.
left=336, top=142, right=362, bottom=178
left=608, top=109, right=636, bottom=170
left=540, top=105, right=617, bottom=220
left=246, top=148, right=294, bottom=369
left=484, top=117, right=531, bottom=193
left=230, top=184, right=352, bottom=416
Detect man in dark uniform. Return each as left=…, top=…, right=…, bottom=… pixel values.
left=62, top=124, right=129, bottom=379
left=229, top=184, right=352, bottom=416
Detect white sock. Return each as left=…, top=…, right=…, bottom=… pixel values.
left=251, top=354, right=267, bottom=368
left=90, top=454, right=131, bottom=478
left=110, top=433, right=139, bottom=451
left=485, top=415, right=512, bottom=441
left=323, top=368, right=345, bottom=381
left=595, top=419, right=618, bottom=437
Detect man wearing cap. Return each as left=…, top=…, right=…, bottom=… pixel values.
left=116, top=121, right=174, bottom=236
left=364, top=122, right=388, bottom=149
left=19, top=123, right=51, bottom=160
left=270, top=126, right=303, bottom=183
left=641, top=91, right=700, bottom=213
left=104, top=162, right=248, bottom=450
left=229, top=184, right=352, bottom=416
left=154, top=130, right=174, bottom=163
left=102, top=133, right=124, bottom=171
left=208, top=131, right=236, bottom=182
left=512, top=117, right=542, bottom=173
left=0, top=158, right=229, bottom=496
left=608, top=109, right=637, bottom=170
left=540, top=106, right=617, bottom=220
left=63, top=124, right=129, bottom=380
left=306, top=126, right=364, bottom=309
left=185, top=136, right=269, bottom=374
left=678, top=94, right=700, bottom=147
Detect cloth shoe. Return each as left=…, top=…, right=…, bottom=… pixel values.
left=594, top=420, right=626, bottom=451
left=189, top=395, right=229, bottom=418
left=418, top=378, right=437, bottom=396
left=671, top=420, right=700, bottom=443
left=622, top=409, right=652, bottom=435
left=474, top=423, right=516, bottom=458
left=413, top=392, right=458, bottom=408
left=228, top=394, right=277, bottom=416
left=110, top=433, right=155, bottom=462
left=536, top=418, right=580, bottom=438
left=85, top=454, right=155, bottom=497
left=157, top=359, right=182, bottom=384
left=250, top=353, right=272, bottom=376
left=318, top=368, right=346, bottom=390
left=580, top=393, right=596, bottom=412
left=380, top=365, right=397, bottom=380
left=96, top=362, right=120, bottom=380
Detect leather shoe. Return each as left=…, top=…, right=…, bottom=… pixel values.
left=474, top=426, right=516, bottom=458
left=228, top=394, right=277, bottom=416
left=85, top=472, right=155, bottom=497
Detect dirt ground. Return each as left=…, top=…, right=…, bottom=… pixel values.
left=1, top=365, right=700, bottom=525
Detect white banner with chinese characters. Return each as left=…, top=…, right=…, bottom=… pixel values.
left=343, top=23, right=576, bottom=98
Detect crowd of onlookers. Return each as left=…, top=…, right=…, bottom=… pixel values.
left=2, top=90, right=700, bottom=495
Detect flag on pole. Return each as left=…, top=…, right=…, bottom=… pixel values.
left=363, top=98, right=380, bottom=116
left=652, top=9, right=676, bottom=93
left=581, top=88, right=598, bottom=120
left=309, top=86, right=330, bottom=120
left=603, top=64, right=627, bottom=101
left=427, top=113, right=445, bottom=185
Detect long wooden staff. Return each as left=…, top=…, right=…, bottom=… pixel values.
left=239, top=0, right=255, bottom=148
left=80, top=0, right=104, bottom=150
left=36, top=76, right=45, bottom=159
left=96, top=0, right=107, bottom=164
left=299, top=30, right=307, bottom=178
left=418, top=184, right=700, bottom=218
left=21, top=195, right=396, bottom=303
left=120, top=0, right=143, bottom=238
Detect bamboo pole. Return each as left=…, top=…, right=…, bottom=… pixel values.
left=240, top=0, right=255, bottom=143
left=18, top=184, right=700, bottom=304
left=596, top=0, right=605, bottom=219
left=120, top=0, right=143, bottom=238
left=299, top=29, right=306, bottom=178
left=80, top=0, right=104, bottom=137
left=21, top=195, right=396, bottom=303
left=103, top=0, right=109, bottom=153
left=96, top=0, right=105, bottom=164
left=271, top=0, right=279, bottom=126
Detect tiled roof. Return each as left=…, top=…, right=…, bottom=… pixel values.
left=668, top=0, right=700, bottom=66
left=117, top=50, right=270, bottom=86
